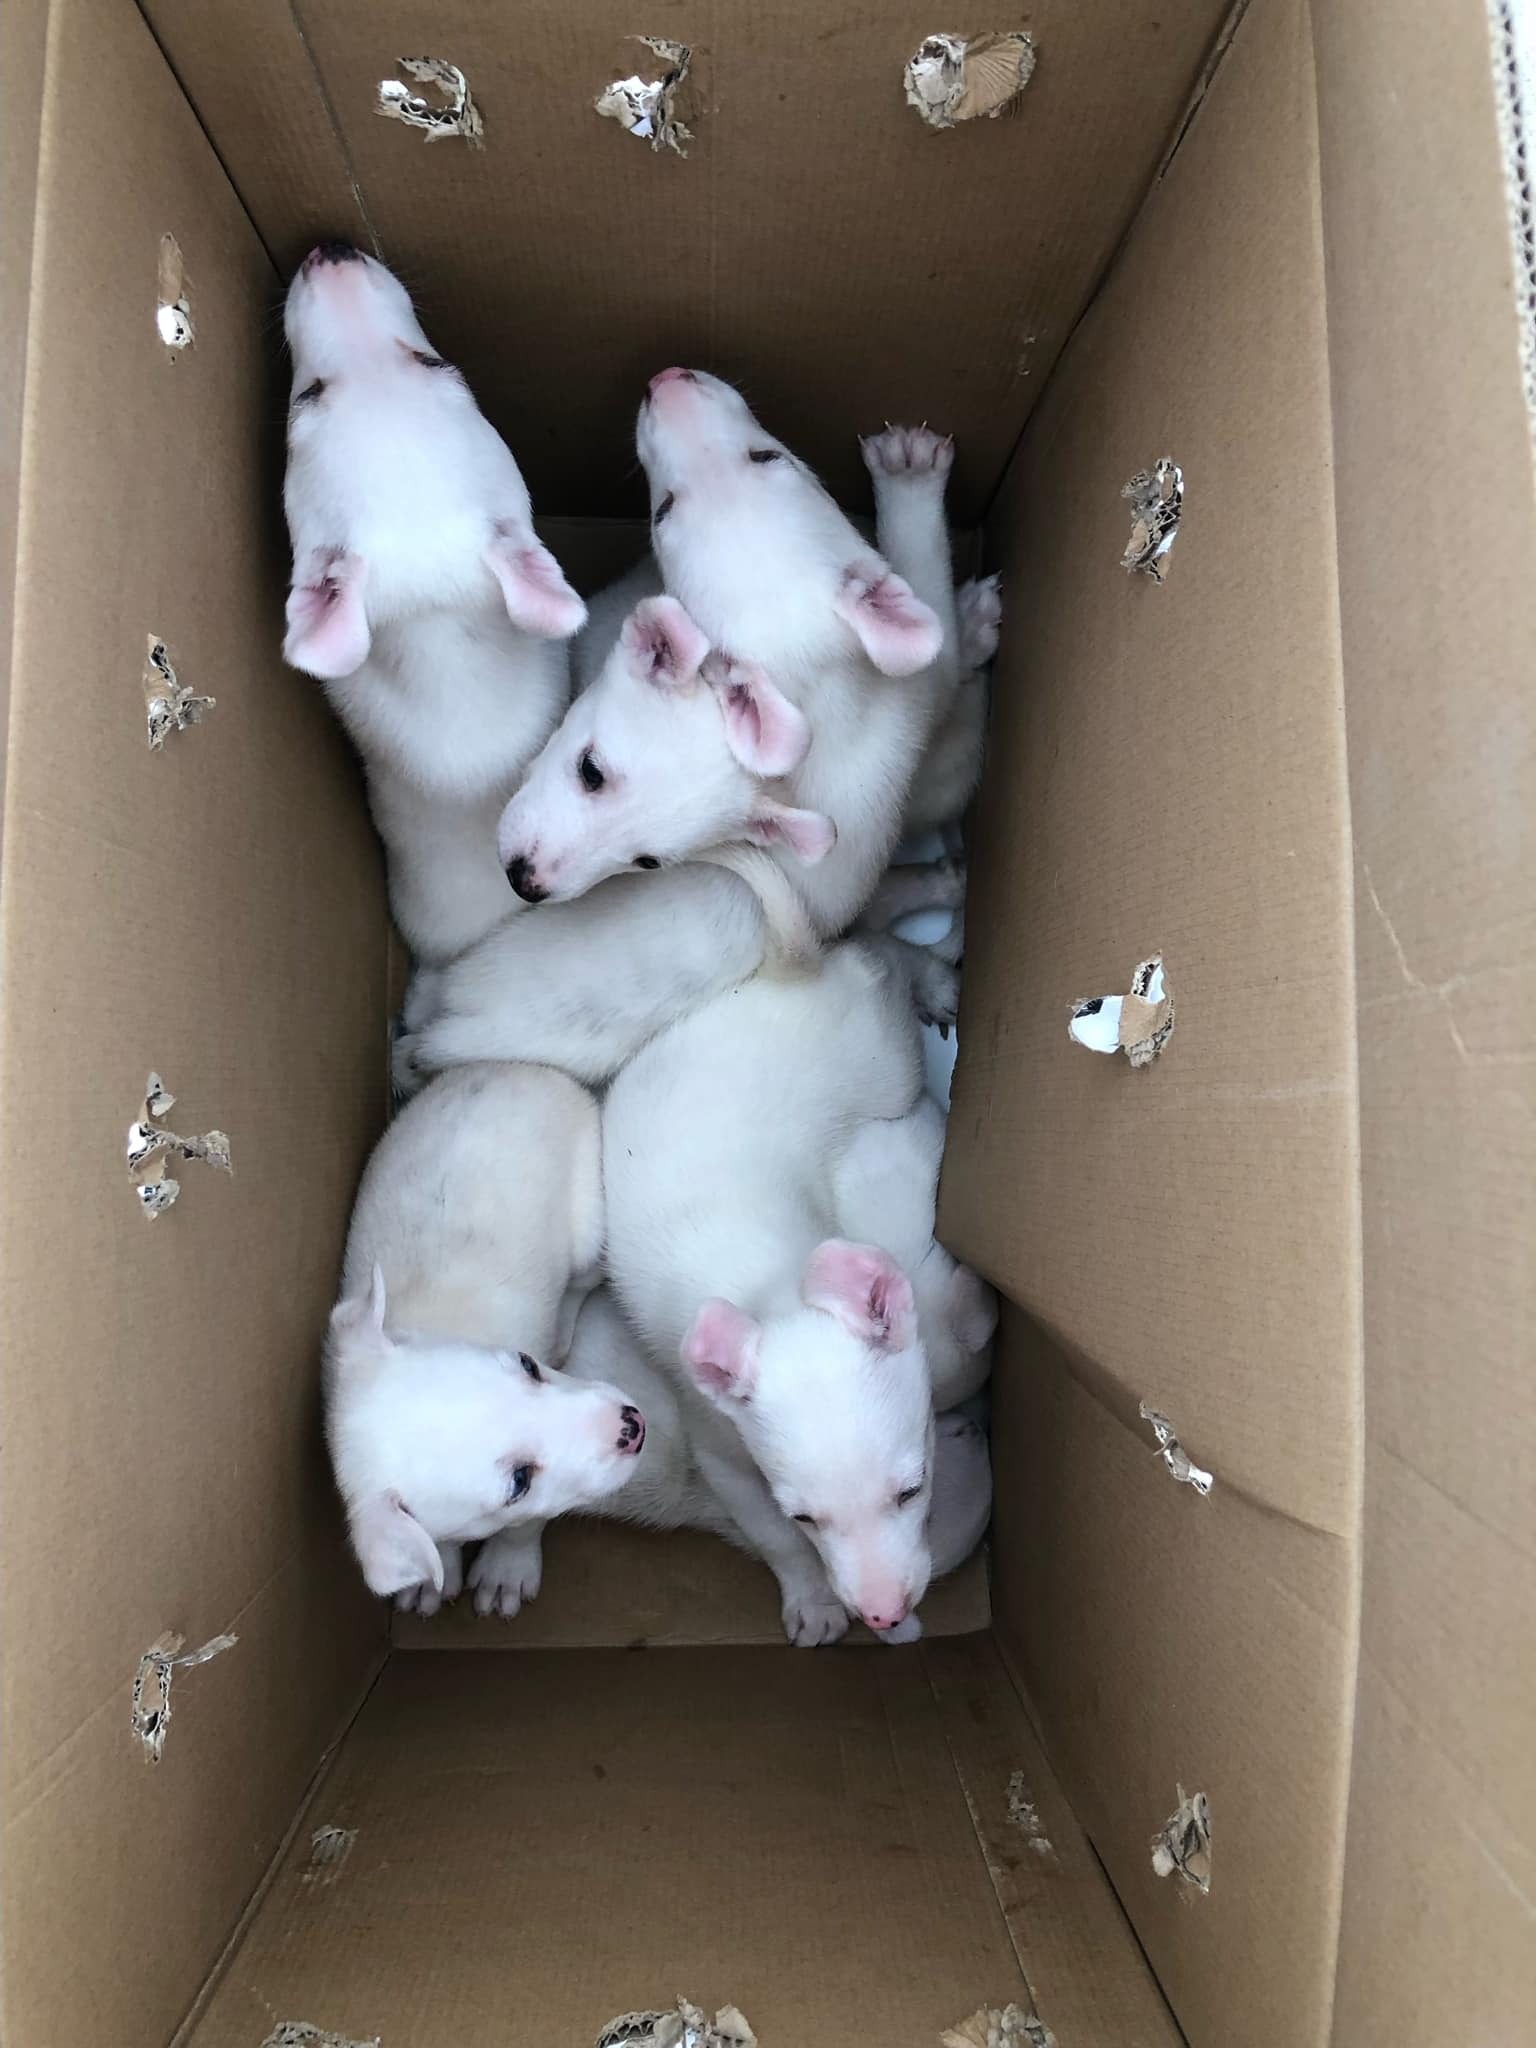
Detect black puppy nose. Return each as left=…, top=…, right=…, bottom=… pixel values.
left=617, top=1406, right=646, bottom=1454
left=505, top=855, right=547, bottom=904
left=309, top=239, right=363, bottom=267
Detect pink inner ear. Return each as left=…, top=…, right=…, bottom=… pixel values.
left=681, top=1298, right=760, bottom=1402
left=747, top=803, right=836, bottom=863
left=835, top=562, right=944, bottom=677
left=283, top=551, right=370, bottom=679
left=485, top=534, right=587, bottom=640
left=714, top=663, right=812, bottom=777
left=802, top=1240, right=917, bottom=1352
left=623, top=596, right=710, bottom=688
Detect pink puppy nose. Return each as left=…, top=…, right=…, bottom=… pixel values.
left=861, top=1603, right=909, bottom=1632
left=649, top=365, right=696, bottom=392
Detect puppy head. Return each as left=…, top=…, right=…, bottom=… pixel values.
left=325, top=1268, right=645, bottom=1598
left=679, top=1240, right=935, bottom=1634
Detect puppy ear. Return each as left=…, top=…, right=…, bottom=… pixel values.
left=744, top=800, right=836, bottom=863
left=680, top=1298, right=762, bottom=1404
left=284, top=549, right=370, bottom=678
left=622, top=596, right=711, bottom=688
left=349, top=1491, right=443, bottom=1598
left=484, top=528, right=587, bottom=640
left=801, top=1240, right=917, bottom=1353
left=328, top=1264, right=390, bottom=1350
left=705, top=656, right=812, bottom=776
left=834, top=559, right=943, bottom=677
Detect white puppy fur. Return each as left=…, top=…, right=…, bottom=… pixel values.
left=325, top=1064, right=644, bottom=1614
left=281, top=243, right=585, bottom=963
left=394, top=387, right=962, bottom=1089
left=603, top=940, right=996, bottom=1646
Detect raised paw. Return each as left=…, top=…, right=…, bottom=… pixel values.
left=861, top=423, right=955, bottom=483
left=782, top=1590, right=852, bottom=1648
left=956, top=573, right=1003, bottom=670
left=468, top=1529, right=543, bottom=1620
left=911, top=952, right=961, bottom=1031
left=875, top=1614, right=924, bottom=1646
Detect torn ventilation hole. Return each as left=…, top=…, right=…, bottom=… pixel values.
left=1005, top=1768, right=1054, bottom=1857
left=144, top=638, right=215, bottom=750
left=128, top=1073, right=232, bottom=1219
left=156, top=233, right=193, bottom=351
left=1486, top=1, right=1536, bottom=473
left=131, top=1631, right=237, bottom=1762
left=595, top=2000, right=755, bottom=2048
left=904, top=32, right=1037, bottom=130
left=594, top=39, right=695, bottom=156
left=1068, top=954, right=1175, bottom=1066
left=1140, top=1402, right=1213, bottom=1495
left=1151, top=1784, right=1211, bottom=1893
left=377, top=58, right=483, bottom=145
left=303, top=1825, right=358, bottom=1885
left=941, top=2007, right=1056, bottom=2048
left=260, top=2029, right=379, bottom=2048
left=1121, top=459, right=1183, bottom=579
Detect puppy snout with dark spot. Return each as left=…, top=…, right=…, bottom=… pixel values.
left=505, top=854, right=547, bottom=904
left=306, top=239, right=363, bottom=271
left=617, top=1406, right=646, bottom=1454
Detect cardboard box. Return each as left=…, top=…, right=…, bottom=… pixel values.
left=1, top=1, right=1530, bottom=2042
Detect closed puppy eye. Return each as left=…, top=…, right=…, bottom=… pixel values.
left=792, top=1512, right=818, bottom=1527
left=293, top=377, right=326, bottom=405
left=634, top=854, right=660, bottom=870
left=652, top=491, right=675, bottom=525
left=518, top=1353, right=542, bottom=1383
left=505, top=1463, right=535, bottom=1504
left=748, top=448, right=782, bottom=464
left=578, top=749, right=605, bottom=793
left=894, top=1481, right=925, bottom=1508
left=411, top=350, right=450, bottom=369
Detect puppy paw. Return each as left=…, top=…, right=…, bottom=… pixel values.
left=782, top=1590, right=852, bottom=1648
left=911, top=951, right=961, bottom=1030
left=875, top=1614, right=924, bottom=1646
left=861, top=423, right=955, bottom=484
left=469, top=1531, right=543, bottom=1620
left=393, top=1541, right=462, bottom=1617
left=956, top=573, right=1003, bottom=670
left=391, top=1032, right=427, bottom=1101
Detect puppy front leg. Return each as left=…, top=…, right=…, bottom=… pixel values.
left=468, top=1523, right=547, bottom=1620
left=693, top=1446, right=849, bottom=1648
left=394, top=1540, right=463, bottom=1618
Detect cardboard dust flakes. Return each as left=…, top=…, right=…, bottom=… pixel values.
left=904, top=33, right=1037, bottom=129
left=597, top=1999, right=756, bottom=2048
left=131, top=1631, right=237, bottom=1762
left=1121, top=458, right=1183, bottom=579
left=942, top=2006, right=1056, bottom=2048
left=261, top=2028, right=379, bottom=2048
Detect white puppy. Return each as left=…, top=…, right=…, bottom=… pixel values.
left=394, top=388, right=961, bottom=1088
left=281, top=243, right=585, bottom=963
left=325, top=1065, right=642, bottom=1614
left=603, top=940, right=996, bottom=1646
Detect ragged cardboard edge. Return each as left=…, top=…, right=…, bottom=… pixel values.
left=1120, top=458, right=1183, bottom=580
left=1068, top=955, right=1175, bottom=1065
left=377, top=57, right=483, bottom=146
left=1139, top=1402, right=1213, bottom=1494
left=1485, top=0, right=1536, bottom=479
left=1005, top=1767, right=1055, bottom=1857
left=594, top=38, right=695, bottom=156
left=1151, top=1784, right=1211, bottom=1892
left=127, top=1073, right=232, bottom=1220
left=596, top=1999, right=756, bottom=2048
left=156, top=232, right=193, bottom=351
left=144, top=636, right=215, bottom=750
left=904, top=33, right=1037, bottom=130
left=302, top=1824, right=358, bottom=1884
left=130, top=1631, right=237, bottom=1762
left=941, top=2006, right=1056, bottom=2048
left=261, top=2028, right=379, bottom=2048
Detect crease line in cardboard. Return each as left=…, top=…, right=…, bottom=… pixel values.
left=285, top=0, right=381, bottom=256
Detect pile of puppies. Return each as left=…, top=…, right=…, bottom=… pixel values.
left=284, top=242, right=1001, bottom=1646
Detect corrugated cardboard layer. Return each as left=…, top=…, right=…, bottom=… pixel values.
left=944, top=0, right=1361, bottom=1540
left=391, top=1519, right=990, bottom=1650
left=988, top=1306, right=1356, bottom=2048
left=1310, top=0, right=1536, bottom=2036
left=138, top=0, right=1235, bottom=520
left=0, top=2, right=388, bottom=2040
left=187, top=1642, right=1169, bottom=2048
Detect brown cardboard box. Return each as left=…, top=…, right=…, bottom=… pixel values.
left=1, top=1, right=1530, bottom=2044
